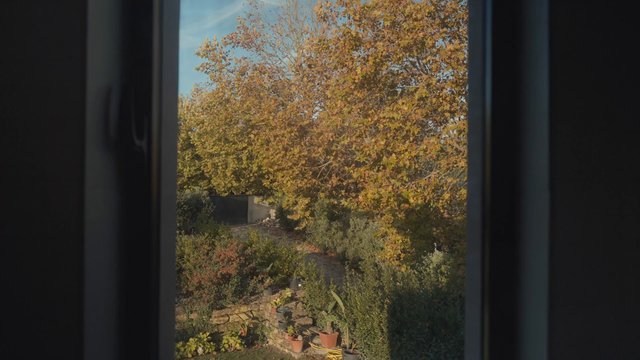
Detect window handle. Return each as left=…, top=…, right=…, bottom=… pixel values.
left=108, top=83, right=149, bottom=157
left=126, top=86, right=149, bottom=157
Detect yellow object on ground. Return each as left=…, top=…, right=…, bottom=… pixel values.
left=309, top=342, right=343, bottom=359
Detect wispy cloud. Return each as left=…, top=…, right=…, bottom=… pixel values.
left=180, top=1, right=245, bottom=50
left=179, top=0, right=286, bottom=94
left=258, top=0, right=286, bottom=6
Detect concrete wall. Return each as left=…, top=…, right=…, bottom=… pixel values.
left=247, top=196, right=275, bottom=224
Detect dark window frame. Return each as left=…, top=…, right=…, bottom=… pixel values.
left=466, top=0, right=550, bottom=359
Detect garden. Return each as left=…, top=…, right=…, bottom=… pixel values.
left=176, top=0, right=467, bottom=359
left=175, top=190, right=464, bottom=360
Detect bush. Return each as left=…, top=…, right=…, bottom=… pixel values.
left=176, top=189, right=216, bottom=234
left=306, top=199, right=346, bottom=254
left=175, top=314, right=218, bottom=343
left=298, top=261, right=337, bottom=322
left=307, top=200, right=384, bottom=265
left=220, top=332, right=245, bottom=352
left=247, top=231, right=302, bottom=288
left=342, top=250, right=464, bottom=360
left=276, top=204, right=299, bottom=232
left=177, top=226, right=305, bottom=310
left=344, top=215, right=384, bottom=265
left=244, top=321, right=269, bottom=347
left=211, top=237, right=260, bottom=307
left=176, top=232, right=219, bottom=299
left=175, top=332, right=216, bottom=359
left=342, top=263, right=393, bottom=359
left=176, top=230, right=260, bottom=310
left=387, top=254, right=464, bottom=359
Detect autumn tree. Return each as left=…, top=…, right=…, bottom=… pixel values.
left=179, top=0, right=468, bottom=263
left=177, top=95, right=210, bottom=192
left=307, top=0, right=468, bottom=262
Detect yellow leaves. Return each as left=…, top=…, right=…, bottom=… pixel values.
left=377, top=218, right=412, bottom=268
left=179, top=0, right=468, bottom=262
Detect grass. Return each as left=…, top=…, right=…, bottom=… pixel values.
left=186, top=346, right=318, bottom=360
left=217, top=347, right=294, bottom=359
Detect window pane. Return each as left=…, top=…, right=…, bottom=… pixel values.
left=176, top=1, right=468, bottom=359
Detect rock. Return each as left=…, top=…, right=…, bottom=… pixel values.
left=211, top=315, right=229, bottom=325
left=295, top=317, right=313, bottom=326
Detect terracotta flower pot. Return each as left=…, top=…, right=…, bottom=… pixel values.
left=290, top=338, right=304, bottom=353
left=319, top=331, right=339, bottom=348
left=285, top=333, right=294, bottom=341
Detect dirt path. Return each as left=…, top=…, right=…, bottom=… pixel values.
left=230, top=222, right=344, bottom=287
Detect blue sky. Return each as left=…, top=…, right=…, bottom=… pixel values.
left=179, top=0, right=285, bottom=95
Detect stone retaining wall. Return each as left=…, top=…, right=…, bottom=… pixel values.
left=176, top=290, right=320, bottom=358
left=210, top=301, right=269, bottom=332
left=175, top=290, right=311, bottom=332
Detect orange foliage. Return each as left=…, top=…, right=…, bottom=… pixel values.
left=179, top=0, right=467, bottom=262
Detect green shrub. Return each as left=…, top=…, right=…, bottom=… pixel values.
left=220, top=332, right=245, bottom=352
left=175, top=312, right=218, bottom=343
left=307, top=201, right=385, bottom=265
left=176, top=189, right=216, bottom=234
left=247, top=231, right=302, bottom=287
left=306, top=199, right=346, bottom=254
left=271, top=288, right=294, bottom=308
left=298, top=261, right=337, bottom=322
left=344, top=215, right=384, bottom=265
left=388, top=251, right=464, bottom=359
left=342, top=263, right=393, bottom=360
left=276, top=204, right=299, bottom=232
left=343, top=250, right=464, bottom=360
left=175, top=332, right=216, bottom=359
left=245, top=321, right=269, bottom=347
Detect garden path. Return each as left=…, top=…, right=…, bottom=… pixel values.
left=230, top=221, right=345, bottom=287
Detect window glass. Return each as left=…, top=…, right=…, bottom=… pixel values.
left=176, top=1, right=467, bottom=359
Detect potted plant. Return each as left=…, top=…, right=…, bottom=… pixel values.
left=270, top=296, right=281, bottom=313
left=271, top=289, right=293, bottom=313
left=317, top=301, right=340, bottom=349
left=270, top=296, right=284, bottom=314
left=290, top=334, right=304, bottom=353
left=285, top=325, right=296, bottom=341
left=330, top=290, right=360, bottom=360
